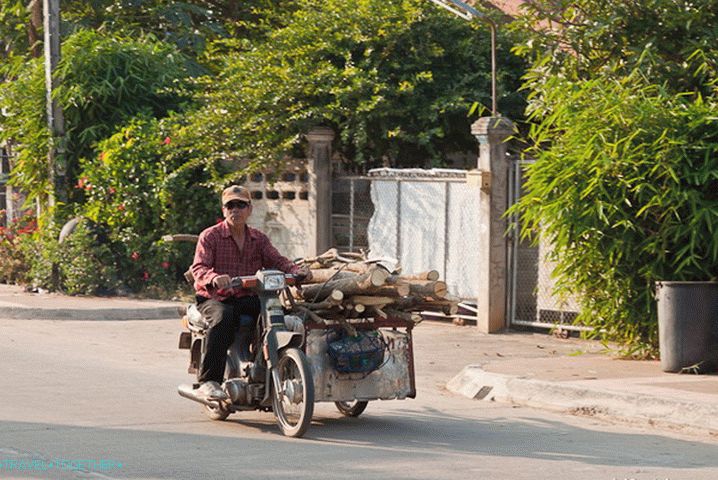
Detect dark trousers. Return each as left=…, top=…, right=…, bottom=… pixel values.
left=196, top=295, right=260, bottom=383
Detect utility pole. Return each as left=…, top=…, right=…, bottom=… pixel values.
left=428, top=0, right=499, bottom=116
left=43, top=0, right=66, bottom=210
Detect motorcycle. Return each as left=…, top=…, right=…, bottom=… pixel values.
left=177, top=270, right=314, bottom=438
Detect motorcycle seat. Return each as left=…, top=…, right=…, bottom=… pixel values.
left=186, top=303, right=209, bottom=331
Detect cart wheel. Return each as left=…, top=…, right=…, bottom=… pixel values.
left=335, top=400, right=368, bottom=417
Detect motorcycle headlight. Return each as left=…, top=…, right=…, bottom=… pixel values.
left=262, top=273, right=286, bottom=290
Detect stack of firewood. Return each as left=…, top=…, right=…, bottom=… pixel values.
left=286, top=248, right=459, bottom=326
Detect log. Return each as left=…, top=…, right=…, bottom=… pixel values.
left=366, top=283, right=410, bottom=297
left=301, top=266, right=388, bottom=302
left=384, top=308, right=422, bottom=323
left=416, top=301, right=459, bottom=315
left=408, top=280, right=447, bottom=299
left=389, top=296, right=421, bottom=310
left=348, top=295, right=393, bottom=307
left=342, top=262, right=371, bottom=274
left=304, top=268, right=358, bottom=284
left=400, top=270, right=440, bottom=281
left=337, top=251, right=366, bottom=260
left=293, top=306, right=327, bottom=325
left=341, top=261, right=393, bottom=276
left=297, top=294, right=344, bottom=311
left=346, top=302, right=366, bottom=314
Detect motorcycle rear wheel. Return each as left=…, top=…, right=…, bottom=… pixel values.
left=272, top=348, right=314, bottom=437
left=334, top=400, right=368, bottom=417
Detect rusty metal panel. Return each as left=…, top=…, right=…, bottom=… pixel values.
left=306, top=329, right=414, bottom=402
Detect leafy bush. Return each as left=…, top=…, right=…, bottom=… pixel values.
left=0, top=211, right=37, bottom=284
left=78, top=116, right=215, bottom=292
left=57, top=223, right=119, bottom=295
left=512, top=67, right=718, bottom=355
left=0, top=29, right=191, bottom=204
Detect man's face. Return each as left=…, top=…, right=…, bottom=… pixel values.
left=222, top=199, right=252, bottom=227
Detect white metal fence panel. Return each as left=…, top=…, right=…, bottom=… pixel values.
left=365, top=169, right=479, bottom=300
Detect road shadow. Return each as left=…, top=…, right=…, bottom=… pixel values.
left=2, top=404, right=718, bottom=480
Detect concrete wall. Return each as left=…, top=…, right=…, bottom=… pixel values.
left=243, top=161, right=313, bottom=262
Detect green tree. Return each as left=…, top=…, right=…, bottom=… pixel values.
left=184, top=0, right=526, bottom=174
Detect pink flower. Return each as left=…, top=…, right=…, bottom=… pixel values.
left=118, top=203, right=126, bottom=212
left=163, top=136, right=171, bottom=145
left=142, top=271, right=150, bottom=281
left=108, top=187, right=116, bottom=194
left=131, top=251, right=140, bottom=261
left=161, top=261, right=170, bottom=269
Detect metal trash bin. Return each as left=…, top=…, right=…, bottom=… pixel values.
left=656, top=281, right=718, bottom=372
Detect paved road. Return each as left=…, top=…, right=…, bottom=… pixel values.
left=1, top=318, right=718, bottom=480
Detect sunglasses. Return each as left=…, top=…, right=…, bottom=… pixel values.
left=224, top=200, right=250, bottom=210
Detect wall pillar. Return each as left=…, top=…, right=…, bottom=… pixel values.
left=305, top=127, right=335, bottom=256
left=471, top=116, right=514, bottom=333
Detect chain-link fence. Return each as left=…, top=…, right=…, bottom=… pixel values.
left=508, top=159, right=588, bottom=332
left=331, top=176, right=374, bottom=252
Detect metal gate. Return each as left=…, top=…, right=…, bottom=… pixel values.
left=331, top=176, right=373, bottom=252
left=507, top=158, right=591, bottom=333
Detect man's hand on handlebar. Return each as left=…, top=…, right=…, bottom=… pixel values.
left=211, top=274, right=232, bottom=290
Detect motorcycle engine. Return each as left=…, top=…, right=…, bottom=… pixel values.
left=223, top=379, right=249, bottom=405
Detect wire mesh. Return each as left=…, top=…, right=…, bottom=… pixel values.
left=331, top=177, right=374, bottom=252
left=509, top=159, right=583, bottom=330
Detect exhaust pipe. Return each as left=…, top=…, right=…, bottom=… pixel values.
left=178, top=383, right=222, bottom=408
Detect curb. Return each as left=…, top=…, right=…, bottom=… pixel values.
left=447, top=365, right=718, bottom=434
left=0, top=306, right=181, bottom=321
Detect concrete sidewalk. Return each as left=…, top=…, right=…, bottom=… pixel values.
left=445, top=336, right=718, bottom=436
left=2, top=282, right=717, bottom=435
left=0, top=283, right=181, bottom=320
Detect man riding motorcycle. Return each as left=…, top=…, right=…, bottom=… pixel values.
left=190, top=185, right=311, bottom=401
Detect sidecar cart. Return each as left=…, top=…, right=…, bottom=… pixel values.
left=302, top=315, right=416, bottom=417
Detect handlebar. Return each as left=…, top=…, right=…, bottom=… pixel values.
left=228, top=273, right=296, bottom=289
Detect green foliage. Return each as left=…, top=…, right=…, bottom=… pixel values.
left=0, top=29, right=191, bottom=204
left=0, top=0, right=34, bottom=64
left=78, top=116, right=215, bottom=291
left=512, top=64, right=718, bottom=353
left=510, top=1, right=718, bottom=353
left=188, top=0, right=526, bottom=172
left=0, top=57, right=49, bottom=200
left=55, top=223, right=119, bottom=295
left=512, top=0, right=718, bottom=94
left=22, top=220, right=119, bottom=295
left=0, top=211, right=37, bottom=284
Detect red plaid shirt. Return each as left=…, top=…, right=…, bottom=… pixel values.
left=191, top=221, right=299, bottom=301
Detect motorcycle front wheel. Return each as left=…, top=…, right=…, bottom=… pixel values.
left=272, top=348, right=314, bottom=437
